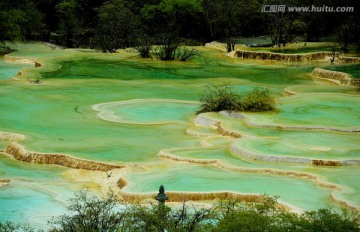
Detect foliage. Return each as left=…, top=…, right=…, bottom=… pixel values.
left=153, top=35, right=180, bottom=61
left=178, top=47, right=200, bottom=61
left=3, top=191, right=359, bottom=231
left=134, top=36, right=152, bottom=58
left=56, top=0, right=81, bottom=48
left=241, top=87, right=277, bottom=112
left=215, top=196, right=360, bottom=232
left=0, top=221, right=19, bottom=232
left=49, top=190, right=215, bottom=232
left=0, top=221, right=36, bottom=232
left=1, top=0, right=360, bottom=53
left=197, top=82, right=242, bottom=114
left=337, top=16, right=360, bottom=53
left=301, top=208, right=360, bottom=232
left=197, top=83, right=277, bottom=114
left=125, top=203, right=214, bottom=232
left=50, top=190, right=127, bottom=232
left=0, top=0, right=42, bottom=43
left=96, top=0, right=138, bottom=52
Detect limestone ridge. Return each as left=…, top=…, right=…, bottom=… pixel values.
left=234, top=50, right=333, bottom=62
left=4, top=54, right=41, bottom=67
left=0, top=179, right=10, bottom=187
left=195, top=113, right=360, bottom=166
left=310, top=67, right=360, bottom=86
left=219, top=111, right=360, bottom=133
left=4, top=143, right=125, bottom=171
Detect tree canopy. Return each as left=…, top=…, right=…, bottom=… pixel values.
left=0, top=0, right=359, bottom=52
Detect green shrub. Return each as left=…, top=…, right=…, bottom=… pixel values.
left=241, top=87, right=276, bottom=112
left=197, top=83, right=242, bottom=114
left=134, top=37, right=152, bottom=58
left=300, top=208, right=360, bottom=232
left=197, top=83, right=276, bottom=114
left=4, top=191, right=360, bottom=232
left=179, top=47, right=200, bottom=61
left=153, top=35, right=179, bottom=61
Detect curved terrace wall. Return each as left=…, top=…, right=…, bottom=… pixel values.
left=234, top=50, right=333, bottom=62
left=338, top=56, right=360, bottom=64
left=311, top=67, right=360, bottom=86
left=3, top=54, right=41, bottom=67
left=4, top=143, right=125, bottom=172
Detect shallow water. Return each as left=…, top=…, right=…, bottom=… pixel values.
left=243, top=93, right=360, bottom=130
left=0, top=57, right=31, bottom=80
left=0, top=43, right=359, bottom=227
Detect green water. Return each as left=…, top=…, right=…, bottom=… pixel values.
left=93, top=99, right=198, bottom=124
left=125, top=164, right=334, bottom=211
left=242, top=94, right=360, bottom=130
left=0, top=43, right=359, bottom=227
left=198, top=112, right=359, bottom=160
left=0, top=57, right=31, bottom=80
left=0, top=155, right=76, bottom=228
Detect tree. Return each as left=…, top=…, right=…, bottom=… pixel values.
left=301, top=208, right=360, bottom=232
left=96, top=0, right=138, bottom=52
left=125, top=202, right=215, bottom=232
left=201, top=0, right=263, bottom=42
left=202, top=0, right=242, bottom=41
left=3, top=189, right=360, bottom=231
left=50, top=190, right=215, bottom=232
left=0, top=0, right=42, bottom=49
left=56, top=0, right=81, bottom=48
left=50, top=190, right=127, bottom=232
left=141, top=0, right=203, bottom=39
left=337, top=16, right=360, bottom=53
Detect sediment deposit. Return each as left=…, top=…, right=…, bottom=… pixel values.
left=218, top=111, right=360, bottom=133
left=216, top=122, right=241, bottom=138
left=230, top=142, right=360, bottom=166
left=159, top=151, right=340, bottom=190
left=234, top=50, right=333, bottom=62
left=0, top=179, right=10, bottom=187
left=310, top=67, right=360, bottom=86
left=0, top=132, right=25, bottom=142
left=120, top=190, right=267, bottom=203
left=338, top=56, right=360, bottom=64
left=4, top=143, right=125, bottom=171
left=4, top=54, right=41, bottom=67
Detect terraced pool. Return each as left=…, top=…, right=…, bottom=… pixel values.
left=0, top=43, right=359, bottom=227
